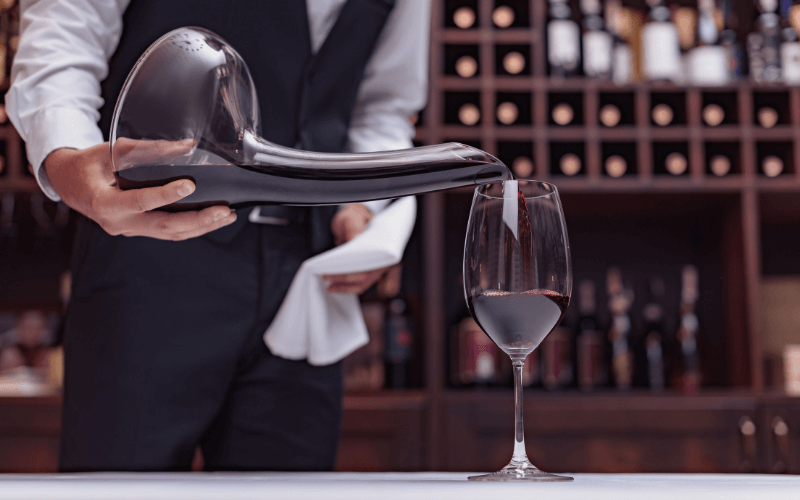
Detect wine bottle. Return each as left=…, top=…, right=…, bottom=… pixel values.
left=548, top=0, right=581, bottom=77
left=762, top=154, right=784, bottom=176
left=709, top=154, right=732, bottom=176
left=665, top=152, right=689, bottom=175
left=383, top=299, right=413, bottom=388
left=493, top=5, right=515, bottom=29
left=605, top=0, right=633, bottom=84
left=780, top=1, right=800, bottom=83
left=0, top=14, right=7, bottom=88
left=652, top=103, right=675, bottom=126
left=605, top=155, right=627, bottom=177
left=576, top=280, right=607, bottom=390
left=748, top=0, right=782, bottom=83
left=0, top=193, right=15, bottom=238
left=641, top=0, right=682, bottom=81
left=604, top=0, right=633, bottom=84
left=702, top=103, right=725, bottom=126
left=542, top=325, right=572, bottom=390
left=456, top=55, right=478, bottom=78
left=687, top=0, right=730, bottom=85
left=757, top=106, right=780, bottom=128
left=522, top=350, right=541, bottom=387
left=580, top=0, right=613, bottom=78
left=497, top=101, right=519, bottom=125
left=719, top=0, right=744, bottom=80
left=502, top=51, right=526, bottom=74
left=452, top=317, right=500, bottom=386
left=675, top=265, right=701, bottom=394
left=343, top=302, right=385, bottom=391
left=453, top=6, right=477, bottom=29
left=673, top=5, right=698, bottom=54
left=512, top=156, right=534, bottom=178
left=599, top=104, right=622, bottom=127
left=559, top=153, right=582, bottom=176
left=458, top=103, right=481, bottom=126
left=552, top=102, right=575, bottom=125
left=607, top=268, right=634, bottom=390
left=641, top=277, right=666, bottom=391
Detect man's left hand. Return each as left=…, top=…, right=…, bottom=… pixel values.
left=325, top=204, right=389, bottom=294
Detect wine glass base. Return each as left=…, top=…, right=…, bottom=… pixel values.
left=468, top=464, right=573, bottom=482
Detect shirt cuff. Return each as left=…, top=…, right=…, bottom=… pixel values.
left=27, top=107, right=104, bottom=201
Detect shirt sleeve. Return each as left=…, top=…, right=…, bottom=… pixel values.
left=6, top=0, right=130, bottom=201
left=345, top=0, right=430, bottom=154
left=344, top=0, right=429, bottom=215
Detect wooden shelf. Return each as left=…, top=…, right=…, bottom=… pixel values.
left=343, top=390, right=427, bottom=410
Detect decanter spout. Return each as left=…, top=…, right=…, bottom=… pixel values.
left=235, top=132, right=512, bottom=204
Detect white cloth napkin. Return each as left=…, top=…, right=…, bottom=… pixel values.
left=264, top=196, right=417, bottom=365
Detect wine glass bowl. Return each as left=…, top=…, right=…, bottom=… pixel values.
left=464, top=180, right=572, bottom=481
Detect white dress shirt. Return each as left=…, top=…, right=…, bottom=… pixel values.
left=7, top=0, right=431, bottom=201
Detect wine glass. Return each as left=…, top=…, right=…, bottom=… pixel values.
left=463, top=180, right=572, bottom=481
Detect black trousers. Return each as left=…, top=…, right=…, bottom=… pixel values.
left=60, top=215, right=342, bottom=472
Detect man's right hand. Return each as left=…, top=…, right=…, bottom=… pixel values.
left=44, top=144, right=237, bottom=241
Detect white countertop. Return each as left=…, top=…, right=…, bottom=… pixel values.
left=0, top=472, right=798, bottom=500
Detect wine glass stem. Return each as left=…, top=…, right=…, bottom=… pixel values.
left=512, top=359, right=529, bottom=464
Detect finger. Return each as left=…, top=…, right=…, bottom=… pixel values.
left=113, top=137, right=195, bottom=165
left=325, top=272, right=371, bottom=286
left=129, top=205, right=233, bottom=239
left=341, top=216, right=371, bottom=243
left=173, top=212, right=238, bottom=240
left=328, top=283, right=369, bottom=294
left=323, top=268, right=384, bottom=282
left=327, top=270, right=384, bottom=293
left=116, top=179, right=197, bottom=213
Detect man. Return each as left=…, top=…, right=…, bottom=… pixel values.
left=8, top=0, right=428, bottom=471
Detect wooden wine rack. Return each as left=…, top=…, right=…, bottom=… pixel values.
left=411, top=0, right=800, bottom=473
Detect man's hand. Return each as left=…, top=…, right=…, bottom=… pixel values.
left=325, top=203, right=388, bottom=294
left=44, top=143, right=236, bottom=241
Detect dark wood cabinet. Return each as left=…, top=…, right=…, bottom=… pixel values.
left=335, top=393, right=427, bottom=472
left=443, top=392, right=762, bottom=473
left=0, top=395, right=429, bottom=473
left=760, top=396, right=800, bottom=474
left=0, top=397, right=60, bottom=472
left=3, top=393, right=798, bottom=474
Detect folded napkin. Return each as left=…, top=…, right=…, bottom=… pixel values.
left=264, top=196, right=417, bottom=365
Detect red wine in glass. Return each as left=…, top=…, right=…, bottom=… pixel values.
left=468, top=289, right=569, bottom=359
left=463, top=180, right=572, bottom=481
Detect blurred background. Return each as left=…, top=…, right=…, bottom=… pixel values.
left=1, top=0, right=800, bottom=474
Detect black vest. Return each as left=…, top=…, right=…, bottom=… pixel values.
left=99, top=0, right=395, bottom=250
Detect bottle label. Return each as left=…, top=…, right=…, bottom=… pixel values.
left=646, top=332, right=665, bottom=391
left=542, top=326, right=572, bottom=389
left=781, top=41, right=800, bottom=84
left=548, top=19, right=581, bottom=70
left=687, top=46, right=730, bottom=85
left=612, top=44, right=632, bottom=84
left=577, top=330, right=606, bottom=389
left=455, top=318, right=498, bottom=385
left=522, top=350, right=540, bottom=387
left=748, top=32, right=767, bottom=82
left=641, top=22, right=682, bottom=80
left=583, top=31, right=613, bottom=77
